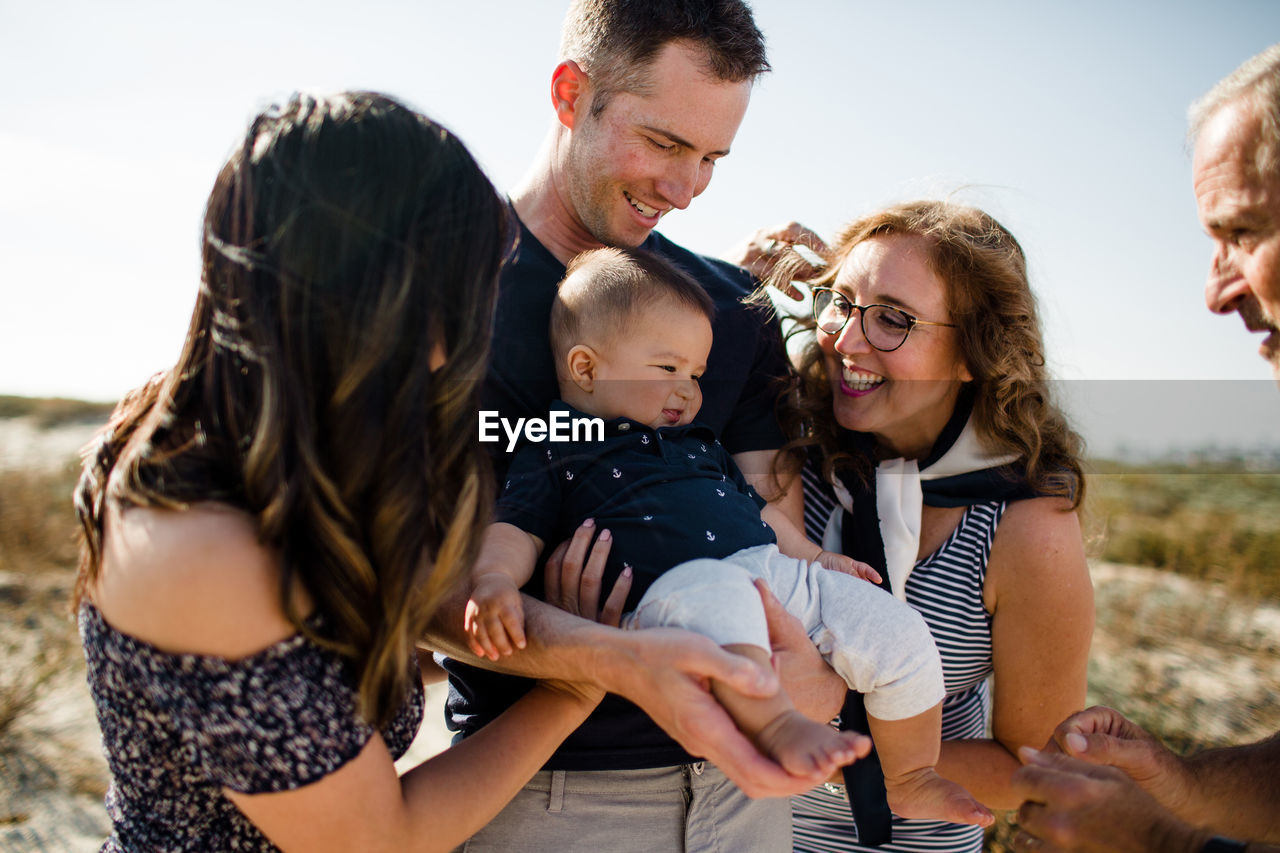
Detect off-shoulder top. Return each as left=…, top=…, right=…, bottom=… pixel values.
left=79, top=601, right=424, bottom=851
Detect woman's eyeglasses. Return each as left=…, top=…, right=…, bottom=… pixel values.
left=810, top=286, right=955, bottom=352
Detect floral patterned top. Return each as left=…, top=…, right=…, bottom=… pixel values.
left=80, top=601, right=424, bottom=851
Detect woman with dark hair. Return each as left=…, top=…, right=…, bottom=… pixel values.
left=74, top=91, right=604, bottom=852
left=757, top=201, right=1094, bottom=853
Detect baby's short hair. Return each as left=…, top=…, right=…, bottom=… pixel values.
left=551, top=247, right=716, bottom=363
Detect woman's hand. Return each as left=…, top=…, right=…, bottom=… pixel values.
left=537, top=520, right=632, bottom=710
left=543, top=519, right=631, bottom=627
left=723, top=221, right=829, bottom=300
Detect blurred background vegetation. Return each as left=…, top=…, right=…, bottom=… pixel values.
left=1088, top=459, right=1280, bottom=599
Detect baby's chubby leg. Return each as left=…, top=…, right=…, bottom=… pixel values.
left=718, top=642, right=868, bottom=777
left=627, top=558, right=868, bottom=777
left=869, top=706, right=993, bottom=827
left=793, top=562, right=991, bottom=824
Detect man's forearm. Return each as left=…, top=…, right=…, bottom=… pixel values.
left=1183, top=733, right=1280, bottom=841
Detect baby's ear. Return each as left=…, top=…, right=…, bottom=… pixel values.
left=565, top=344, right=598, bottom=392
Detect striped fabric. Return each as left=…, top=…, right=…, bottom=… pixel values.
left=793, top=464, right=1004, bottom=853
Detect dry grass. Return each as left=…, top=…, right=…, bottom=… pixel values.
left=984, top=461, right=1280, bottom=851
left=0, top=436, right=104, bottom=846
left=0, top=397, right=113, bottom=429
left=1086, top=460, right=1280, bottom=599
left=0, top=459, right=84, bottom=752
left=0, top=465, right=82, bottom=578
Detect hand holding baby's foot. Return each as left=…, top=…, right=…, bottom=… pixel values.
left=755, top=710, right=872, bottom=778
left=884, top=767, right=993, bottom=827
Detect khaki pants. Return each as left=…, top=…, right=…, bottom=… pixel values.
left=457, top=762, right=791, bottom=852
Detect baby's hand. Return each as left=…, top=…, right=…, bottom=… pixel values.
left=464, top=573, right=527, bottom=660
left=814, top=550, right=882, bottom=584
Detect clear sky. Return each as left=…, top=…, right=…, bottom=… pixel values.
left=2, top=1, right=1278, bottom=453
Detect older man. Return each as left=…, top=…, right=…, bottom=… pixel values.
left=1011, top=44, right=1280, bottom=853
left=425, top=2, right=851, bottom=851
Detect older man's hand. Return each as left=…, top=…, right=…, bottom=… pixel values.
left=1011, top=747, right=1203, bottom=853
left=1041, top=706, right=1196, bottom=817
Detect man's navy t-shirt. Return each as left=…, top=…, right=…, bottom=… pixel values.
left=443, top=212, right=790, bottom=770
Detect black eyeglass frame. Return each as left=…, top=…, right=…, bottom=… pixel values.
left=809, top=286, right=956, bottom=352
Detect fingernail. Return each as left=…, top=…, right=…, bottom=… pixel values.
left=599, top=529, right=611, bottom=541
left=1018, top=746, right=1040, bottom=763
left=582, top=518, right=595, bottom=528
left=1065, top=733, right=1087, bottom=754
left=621, top=566, right=632, bottom=576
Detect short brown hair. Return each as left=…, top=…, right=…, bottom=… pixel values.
left=559, top=0, right=769, bottom=116
left=551, top=247, right=715, bottom=367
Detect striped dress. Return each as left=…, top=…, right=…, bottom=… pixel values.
left=794, top=464, right=1004, bottom=853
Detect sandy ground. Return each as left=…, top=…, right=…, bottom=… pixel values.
left=0, top=418, right=101, bottom=473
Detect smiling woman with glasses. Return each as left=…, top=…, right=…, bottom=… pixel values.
left=809, top=287, right=956, bottom=352
left=758, top=200, right=1093, bottom=853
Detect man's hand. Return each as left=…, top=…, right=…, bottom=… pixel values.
left=723, top=221, right=829, bottom=300
left=464, top=574, right=527, bottom=660
left=1041, top=706, right=1195, bottom=817
left=601, top=624, right=842, bottom=798
left=754, top=578, right=846, bottom=724
left=1011, top=747, right=1204, bottom=853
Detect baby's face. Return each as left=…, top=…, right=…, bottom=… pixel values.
left=582, top=302, right=712, bottom=429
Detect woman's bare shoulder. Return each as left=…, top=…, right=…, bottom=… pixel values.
left=996, top=495, right=1080, bottom=541
left=91, top=502, right=302, bottom=659
left=986, top=496, right=1090, bottom=604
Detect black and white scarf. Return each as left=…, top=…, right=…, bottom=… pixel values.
left=823, top=388, right=1040, bottom=846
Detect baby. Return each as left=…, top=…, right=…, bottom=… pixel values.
left=465, top=247, right=991, bottom=826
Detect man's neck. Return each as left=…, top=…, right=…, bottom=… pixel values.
left=510, top=129, right=609, bottom=266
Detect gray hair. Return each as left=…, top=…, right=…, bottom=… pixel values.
left=1189, top=43, right=1280, bottom=179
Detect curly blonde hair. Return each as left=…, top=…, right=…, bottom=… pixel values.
left=773, top=200, right=1084, bottom=507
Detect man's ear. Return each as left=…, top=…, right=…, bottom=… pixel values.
left=565, top=344, right=598, bottom=391
left=551, top=60, right=589, bottom=130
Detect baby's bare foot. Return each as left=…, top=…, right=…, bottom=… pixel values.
left=755, top=710, right=870, bottom=777
left=885, top=767, right=993, bottom=826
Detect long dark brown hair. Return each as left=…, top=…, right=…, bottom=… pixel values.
left=772, top=200, right=1084, bottom=508
left=75, top=92, right=508, bottom=725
